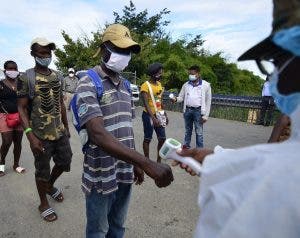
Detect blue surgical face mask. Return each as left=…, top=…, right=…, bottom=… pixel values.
left=269, top=56, right=300, bottom=116
left=272, top=26, right=300, bottom=57
left=35, top=57, right=52, bottom=67
left=189, top=75, right=197, bottom=81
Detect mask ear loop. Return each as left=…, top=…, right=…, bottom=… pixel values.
left=274, top=56, right=296, bottom=95
left=278, top=56, right=296, bottom=74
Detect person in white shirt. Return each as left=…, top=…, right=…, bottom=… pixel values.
left=172, top=0, right=300, bottom=237
left=171, top=65, right=211, bottom=148
left=62, top=68, right=79, bottom=111
left=257, top=76, right=275, bottom=126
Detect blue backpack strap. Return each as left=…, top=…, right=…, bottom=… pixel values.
left=70, top=94, right=81, bottom=131
left=73, top=69, right=103, bottom=154
left=86, top=69, right=103, bottom=99
left=72, top=69, right=102, bottom=131
left=123, top=79, right=132, bottom=94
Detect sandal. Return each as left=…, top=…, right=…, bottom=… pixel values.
left=0, top=165, right=5, bottom=177
left=48, top=187, right=64, bottom=202
left=14, top=166, right=26, bottom=174
left=39, top=207, right=57, bottom=222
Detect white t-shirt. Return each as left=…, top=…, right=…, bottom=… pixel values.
left=262, top=81, right=271, bottom=96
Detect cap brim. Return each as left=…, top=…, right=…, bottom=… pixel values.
left=31, top=42, right=56, bottom=51
left=93, top=38, right=141, bottom=58
left=110, top=38, right=141, bottom=54
left=238, top=36, right=284, bottom=61
left=44, top=43, right=56, bottom=50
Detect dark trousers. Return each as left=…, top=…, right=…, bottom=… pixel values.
left=258, top=96, right=275, bottom=126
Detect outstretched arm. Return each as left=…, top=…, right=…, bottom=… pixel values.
left=86, top=116, right=174, bottom=187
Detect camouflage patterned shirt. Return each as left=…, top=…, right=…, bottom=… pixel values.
left=17, top=70, right=65, bottom=140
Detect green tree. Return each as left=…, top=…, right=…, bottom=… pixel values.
left=54, top=30, right=102, bottom=73
left=113, top=0, right=170, bottom=40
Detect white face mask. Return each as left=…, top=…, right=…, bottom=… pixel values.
left=104, top=48, right=131, bottom=73
left=5, top=70, right=19, bottom=79
left=69, top=73, right=75, bottom=77
left=189, top=74, right=197, bottom=81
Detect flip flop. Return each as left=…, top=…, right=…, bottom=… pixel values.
left=39, top=207, right=57, bottom=222
left=48, top=187, right=64, bottom=202
left=14, top=166, right=26, bottom=174
left=0, top=165, right=4, bottom=177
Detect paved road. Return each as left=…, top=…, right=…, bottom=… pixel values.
left=0, top=107, right=272, bottom=238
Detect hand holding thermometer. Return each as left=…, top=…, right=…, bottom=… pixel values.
left=159, top=138, right=202, bottom=176
left=169, top=93, right=175, bottom=99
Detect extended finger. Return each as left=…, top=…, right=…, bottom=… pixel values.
left=186, top=167, right=197, bottom=176
left=138, top=174, right=144, bottom=185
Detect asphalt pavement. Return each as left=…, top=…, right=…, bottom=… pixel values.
left=0, top=107, right=272, bottom=238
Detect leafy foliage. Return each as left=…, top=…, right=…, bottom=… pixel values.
left=54, top=1, right=263, bottom=96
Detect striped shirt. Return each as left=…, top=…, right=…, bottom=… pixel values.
left=76, top=65, right=135, bottom=195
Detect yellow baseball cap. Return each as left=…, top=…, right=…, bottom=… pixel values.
left=102, top=24, right=141, bottom=53
left=30, top=37, right=56, bottom=50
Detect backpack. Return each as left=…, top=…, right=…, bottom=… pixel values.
left=70, top=68, right=132, bottom=153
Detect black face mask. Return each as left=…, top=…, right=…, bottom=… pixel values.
left=153, top=74, right=162, bottom=81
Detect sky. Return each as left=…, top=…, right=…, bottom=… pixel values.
left=0, top=0, right=272, bottom=78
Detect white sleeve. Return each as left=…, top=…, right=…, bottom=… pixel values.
left=202, top=84, right=212, bottom=120
left=176, top=84, right=185, bottom=103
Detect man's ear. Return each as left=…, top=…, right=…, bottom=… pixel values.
left=102, top=47, right=111, bottom=63
left=30, top=50, right=34, bottom=57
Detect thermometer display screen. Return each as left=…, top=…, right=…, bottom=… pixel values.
left=162, top=146, right=169, bottom=155
left=169, top=139, right=180, bottom=146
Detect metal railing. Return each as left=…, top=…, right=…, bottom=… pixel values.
left=211, top=94, right=262, bottom=109
left=136, top=92, right=279, bottom=125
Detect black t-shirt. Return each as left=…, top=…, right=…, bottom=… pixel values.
left=0, top=81, right=18, bottom=113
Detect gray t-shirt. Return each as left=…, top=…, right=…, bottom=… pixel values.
left=63, top=76, right=78, bottom=94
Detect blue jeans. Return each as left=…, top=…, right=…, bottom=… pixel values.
left=86, top=184, right=132, bottom=238
left=183, top=107, right=203, bottom=148
left=142, top=111, right=166, bottom=141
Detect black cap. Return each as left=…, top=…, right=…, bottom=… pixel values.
left=147, top=62, right=163, bottom=76
left=238, top=37, right=286, bottom=61
left=238, top=0, right=300, bottom=61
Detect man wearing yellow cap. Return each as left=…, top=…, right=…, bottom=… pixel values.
left=74, top=24, right=174, bottom=238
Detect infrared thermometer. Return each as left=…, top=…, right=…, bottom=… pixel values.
left=159, top=138, right=202, bottom=176
left=169, top=93, right=175, bottom=99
